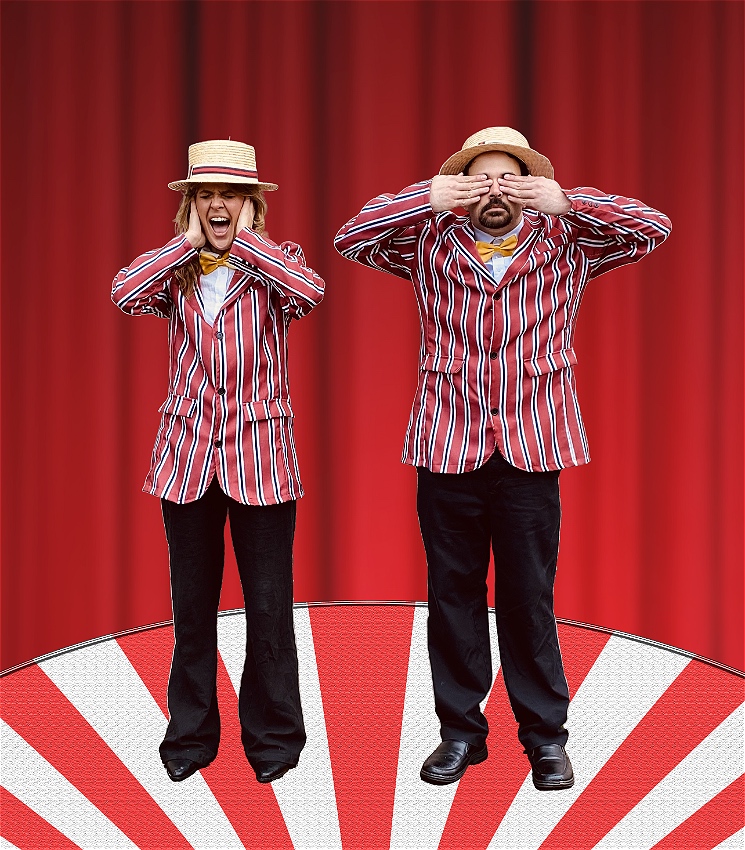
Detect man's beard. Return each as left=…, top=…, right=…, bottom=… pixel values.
left=478, top=197, right=514, bottom=230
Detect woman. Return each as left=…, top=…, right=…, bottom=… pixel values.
left=112, top=139, right=324, bottom=784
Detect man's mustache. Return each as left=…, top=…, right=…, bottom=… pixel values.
left=483, top=197, right=509, bottom=211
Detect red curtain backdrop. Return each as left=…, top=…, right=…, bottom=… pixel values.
left=2, top=1, right=742, bottom=671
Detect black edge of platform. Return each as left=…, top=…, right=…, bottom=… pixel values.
left=2, top=601, right=743, bottom=679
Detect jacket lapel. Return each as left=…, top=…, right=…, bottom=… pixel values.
left=187, top=281, right=208, bottom=323
left=447, top=221, right=498, bottom=285
left=496, top=215, right=541, bottom=288
left=219, top=269, right=252, bottom=315
left=189, top=269, right=253, bottom=326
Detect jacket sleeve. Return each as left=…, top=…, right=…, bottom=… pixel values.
left=111, top=235, right=197, bottom=318
left=561, top=187, right=672, bottom=279
left=229, top=228, right=325, bottom=320
left=334, top=181, right=434, bottom=280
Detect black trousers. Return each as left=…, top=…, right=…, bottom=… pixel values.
left=159, top=477, right=306, bottom=768
left=417, top=450, right=569, bottom=752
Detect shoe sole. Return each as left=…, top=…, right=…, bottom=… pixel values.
left=420, top=746, right=488, bottom=786
left=532, top=775, right=574, bottom=791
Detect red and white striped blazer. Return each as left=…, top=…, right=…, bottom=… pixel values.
left=335, top=182, right=671, bottom=473
left=112, top=228, right=324, bottom=504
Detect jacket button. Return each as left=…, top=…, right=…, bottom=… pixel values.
left=494, top=291, right=502, bottom=300
left=490, top=352, right=498, bottom=360
left=215, top=332, right=224, bottom=340
left=491, top=408, right=498, bottom=416
left=214, top=439, right=222, bottom=448
left=217, top=388, right=226, bottom=395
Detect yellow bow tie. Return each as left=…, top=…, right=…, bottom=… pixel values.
left=476, top=235, right=518, bottom=262
left=199, top=252, right=232, bottom=276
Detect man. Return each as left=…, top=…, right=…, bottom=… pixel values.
left=334, top=127, right=670, bottom=789
left=113, top=139, right=324, bottom=784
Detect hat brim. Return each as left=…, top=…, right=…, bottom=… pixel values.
left=439, top=143, right=553, bottom=180
left=168, top=175, right=278, bottom=192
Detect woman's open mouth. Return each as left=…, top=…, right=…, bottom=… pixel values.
left=209, top=217, right=231, bottom=238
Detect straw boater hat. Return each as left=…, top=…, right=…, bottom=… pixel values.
left=439, top=127, right=554, bottom=180
left=168, top=139, right=278, bottom=193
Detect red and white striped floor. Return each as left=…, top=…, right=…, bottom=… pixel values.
left=1, top=603, right=743, bottom=849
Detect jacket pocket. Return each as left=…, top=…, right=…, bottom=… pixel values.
left=421, top=353, right=465, bottom=373
left=158, top=394, right=197, bottom=417
left=243, top=398, right=295, bottom=421
left=523, top=348, right=577, bottom=377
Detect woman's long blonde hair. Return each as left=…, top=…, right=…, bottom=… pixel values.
left=172, top=184, right=268, bottom=299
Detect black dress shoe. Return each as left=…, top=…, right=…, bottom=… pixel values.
left=526, top=744, right=574, bottom=790
left=420, top=740, right=488, bottom=785
left=165, top=758, right=201, bottom=782
left=254, top=761, right=294, bottom=784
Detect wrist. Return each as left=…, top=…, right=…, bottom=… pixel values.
left=185, top=233, right=204, bottom=249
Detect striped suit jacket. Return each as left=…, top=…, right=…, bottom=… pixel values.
left=112, top=228, right=324, bottom=504
left=335, top=182, right=671, bottom=473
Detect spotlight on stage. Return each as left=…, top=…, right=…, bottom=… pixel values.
left=1, top=603, right=743, bottom=848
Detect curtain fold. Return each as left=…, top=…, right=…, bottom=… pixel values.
left=2, top=1, right=742, bottom=671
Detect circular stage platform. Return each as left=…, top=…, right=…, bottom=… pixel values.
left=1, top=603, right=743, bottom=849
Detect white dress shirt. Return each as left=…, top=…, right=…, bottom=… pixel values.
left=199, top=265, right=232, bottom=326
